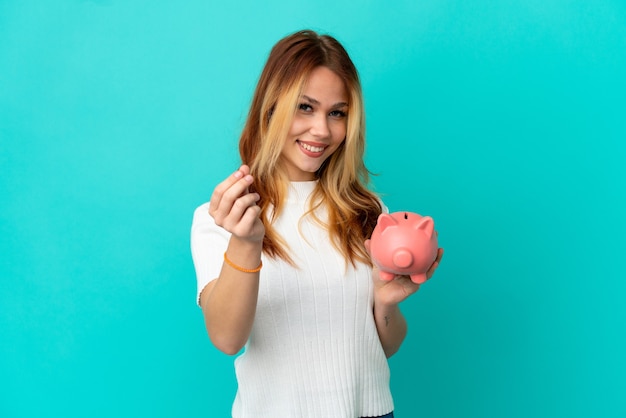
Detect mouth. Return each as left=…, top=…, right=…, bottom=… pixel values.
left=297, top=140, right=326, bottom=156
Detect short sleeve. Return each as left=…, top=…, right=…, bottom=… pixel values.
left=190, top=202, right=231, bottom=306
left=381, top=202, right=389, bottom=214
left=378, top=196, right=389, bottom=214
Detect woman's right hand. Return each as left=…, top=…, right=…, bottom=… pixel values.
left=208, top=164, right=265, bottom=243
left=203, top=165, right=264, bottom=354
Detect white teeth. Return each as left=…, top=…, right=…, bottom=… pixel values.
left=300, top=142, right=324, bottom=153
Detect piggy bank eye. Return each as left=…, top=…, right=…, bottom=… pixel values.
left=404, top=213, right=408, bottom=220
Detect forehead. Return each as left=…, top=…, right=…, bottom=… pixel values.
left=302, top=67, right=348, bottom=103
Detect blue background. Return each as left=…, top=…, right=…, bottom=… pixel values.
left=1, top=1, right=625, bottom=417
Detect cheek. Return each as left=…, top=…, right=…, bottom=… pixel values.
left=288, top=117, right=307, bottom=136
left=329, top=136, right=346, bottom=154
left=331, top=121, right=347, bottom=143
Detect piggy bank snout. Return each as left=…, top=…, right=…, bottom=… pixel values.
left=392, top=248, right=414, bottom=269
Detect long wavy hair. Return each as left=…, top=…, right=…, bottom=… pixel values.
left=239, top=30, right=382, bottom=267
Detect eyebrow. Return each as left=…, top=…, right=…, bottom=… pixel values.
left=302, top=95, right=348, bottom=108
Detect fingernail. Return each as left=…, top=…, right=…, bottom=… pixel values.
left=244, top=175, right=253, bottom=183
left=234, top=171, right=243, bottom=179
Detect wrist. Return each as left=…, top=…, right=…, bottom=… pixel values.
left=373, top=299, right=400, bottom=318
left=229, top=235, right=263, bottom=252
left=226, top=236, right=263, bottom=268
left=224, top=252, right=262, bottom=273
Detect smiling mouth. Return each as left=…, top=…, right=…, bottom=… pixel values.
left=298, top=140, right=326, bottom=153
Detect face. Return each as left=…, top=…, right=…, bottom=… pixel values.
left=280, top=66, right=348, bottom=181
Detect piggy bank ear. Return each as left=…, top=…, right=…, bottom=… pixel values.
left=377, top=213, right=398, bottom=231
left=415, top=216, right=434, bottom=238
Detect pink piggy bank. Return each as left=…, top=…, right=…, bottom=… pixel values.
left=370, top=212, right=438, bottom=284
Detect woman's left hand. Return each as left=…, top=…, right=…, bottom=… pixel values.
left=365, top=241, right=444, bottom=306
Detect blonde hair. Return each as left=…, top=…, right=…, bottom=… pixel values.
left=239, top=30, right=382, bottom=266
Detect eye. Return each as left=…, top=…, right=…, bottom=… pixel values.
left=298, top=103, right=313, bottom=112
left=329, top=109, right=347, bottom=118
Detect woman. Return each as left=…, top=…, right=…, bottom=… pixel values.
left=191, top=29, right=443, bottom=418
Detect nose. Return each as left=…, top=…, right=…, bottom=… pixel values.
left=309, top=114, right=330, bottom=138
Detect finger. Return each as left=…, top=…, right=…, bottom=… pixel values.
left=426, top=262, right=439, bottom=279
left=239, top=202, right=262, bottom=226
left=230, top=204, right=263, bottom=238
left=209, top=169, right=246, bottom=214
left=426, top=248, right=444, bottom=279
left=238, top=165, right=251, bottom=193
left=238, top=164, right=251, bottom=176
left=220, top=174, right=255, bottom=209
left=210, top=174, right=255, bottom=218
left=222, top=192, right=260, bottom=228
left=237, top=165, right=251, bottom=191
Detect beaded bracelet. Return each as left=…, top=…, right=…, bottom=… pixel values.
left=223, top=252, right=263, bottom=273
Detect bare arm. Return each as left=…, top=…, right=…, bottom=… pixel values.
left=200, top=165, right=265, bottom=355
left=373, top=299, right=408, bottom=358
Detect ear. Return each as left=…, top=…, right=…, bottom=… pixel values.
left=377, top=213, right=397, bottom=231
left=415, top=216, right=434, bottom=238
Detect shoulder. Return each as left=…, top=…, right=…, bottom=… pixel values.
left=192, top=202, right=211, bottom=225
left=191, top=202, right=229, bottom=239
left=373, top=194, right=389, bottom=214
left=381, top=202, right=389, bottom=214
left=190, top=202, right=231, bottom=250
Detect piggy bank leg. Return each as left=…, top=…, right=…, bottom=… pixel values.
left=379, top=271, right=396, bottom=281
left=410, top=273, right=428, bottom=284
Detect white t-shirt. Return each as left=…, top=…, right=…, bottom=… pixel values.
left=191, top=181, right=394, bottom=418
